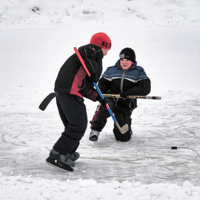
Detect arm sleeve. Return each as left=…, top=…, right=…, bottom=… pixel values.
left=78, top=45, right=102, bottom=82
left=127, top=78, right=151, bottom=95
left=126, top=68, right=151, bottom=95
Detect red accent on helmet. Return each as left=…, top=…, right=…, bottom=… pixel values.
left=90, top=32, right=111, bottom=50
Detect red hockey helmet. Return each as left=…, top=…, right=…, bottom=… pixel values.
left=90, top=32, right=111, bottom=50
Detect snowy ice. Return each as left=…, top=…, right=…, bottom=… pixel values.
left=0, top=0, right=200, bottom=199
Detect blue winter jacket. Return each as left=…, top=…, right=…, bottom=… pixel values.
left=98, top=60, right=151, bottom=114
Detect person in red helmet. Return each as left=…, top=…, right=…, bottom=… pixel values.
left=46, top=32, right=111, bottom=171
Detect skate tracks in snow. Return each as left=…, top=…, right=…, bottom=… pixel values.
left=0, top=91, right=200, bottom=186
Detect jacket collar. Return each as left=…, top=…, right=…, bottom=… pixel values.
left=89, top=44, right=103, bottom=59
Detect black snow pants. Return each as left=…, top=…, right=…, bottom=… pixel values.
left=53, top=91, right=87, bottom=155
left=90, top=98, right=132, bottom=142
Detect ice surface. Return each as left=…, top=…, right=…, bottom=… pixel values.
left=0, top=0, right=200, bottom=199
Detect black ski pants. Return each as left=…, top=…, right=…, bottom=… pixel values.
left=53, top=92, right=87, bottom=155
left=90, top=98, right=132, bottom=142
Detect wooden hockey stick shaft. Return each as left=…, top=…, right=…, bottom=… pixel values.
left=103, top=94, right=161, bottom=100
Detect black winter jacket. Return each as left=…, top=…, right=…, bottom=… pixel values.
left=54, top=44, right=103, bottom=100
left=98, top=60, right=151, bottom=115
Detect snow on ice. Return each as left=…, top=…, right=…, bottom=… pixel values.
left=0, top=0, right=200, bottom=199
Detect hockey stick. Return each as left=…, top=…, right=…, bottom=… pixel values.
left=39, top=92, right=56, bottom=111
left=103, top=94, right=161, bottom=100
left=74, top=47, right=129, bottom=134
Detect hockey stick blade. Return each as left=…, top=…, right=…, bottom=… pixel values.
left=39, top=93, right=56, bottom=111
left=115, top=122, right=129, bottom=134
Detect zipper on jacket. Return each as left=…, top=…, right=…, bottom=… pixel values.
left=120, top=70, right=127, bottom=92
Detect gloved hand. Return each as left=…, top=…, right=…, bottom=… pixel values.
left=96, top=95, right=107, bottom=107
left=120, top=91, right=129, bottom=98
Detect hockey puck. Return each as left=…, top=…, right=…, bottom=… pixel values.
left=171, top=146, right=177, bottom=149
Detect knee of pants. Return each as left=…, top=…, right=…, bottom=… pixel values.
left=71, top=122, right=87, bottom=134
left=63, top=126, right=86, bottom=141
left=65, top=117, right=87, bottom=137
left=114, top=130, right=131, bottom=142
left=117, top=134, right=131, bottom=142
left=73, top=113, right=88, bottom=132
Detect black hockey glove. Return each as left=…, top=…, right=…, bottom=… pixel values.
left=120, top=91, right=129, bottom=98
left=96, top=95, right=107, bottom=107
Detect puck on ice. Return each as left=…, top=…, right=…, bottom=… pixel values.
left=171, top=146, right=177, bottom=149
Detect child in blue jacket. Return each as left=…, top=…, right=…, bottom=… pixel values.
left=90, top=47, right=151, bottom=142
